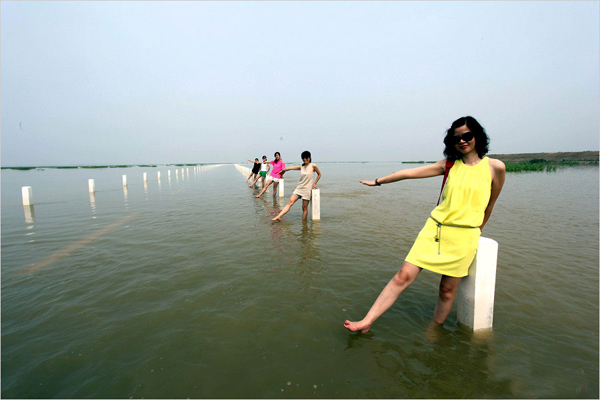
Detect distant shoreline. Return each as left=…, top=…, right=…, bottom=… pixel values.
left=487, top=150, right=598, bottom=164
left=2, top=151, right=598, bottom=170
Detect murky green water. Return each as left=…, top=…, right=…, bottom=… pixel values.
left=2, top=163, right=598, bottom=398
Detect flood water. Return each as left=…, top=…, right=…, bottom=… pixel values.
left=1, top=162, right=598, bottom=399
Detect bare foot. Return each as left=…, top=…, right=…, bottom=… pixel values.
left=344, top=320, right=371, bottom=333
left=425, top=320, right=443, bottom=342
left=255, top=194, right=262, bottom=198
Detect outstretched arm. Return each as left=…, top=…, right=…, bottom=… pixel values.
left=480, top=159, right=506, bottom=231
left=360, top=160, right=446, bottom=186
left=279, top=165, right=301, bottom=176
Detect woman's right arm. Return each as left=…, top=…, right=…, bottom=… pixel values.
left=279, top=165, right=301, bottom=175
left=360, top=160, right=446, bottom=186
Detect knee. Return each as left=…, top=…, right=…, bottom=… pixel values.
left=391, top=269, right=414, bottom=288
left=438, top=283, right=457, bottom=302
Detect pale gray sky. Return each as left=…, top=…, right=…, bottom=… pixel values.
left=1, top=1, right=598, bottom=166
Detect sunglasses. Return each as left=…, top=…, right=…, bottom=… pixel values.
left=451, top=132, right=475, bottom=144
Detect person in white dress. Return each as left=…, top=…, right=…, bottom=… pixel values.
left=272, top=151, right=321, bottom=221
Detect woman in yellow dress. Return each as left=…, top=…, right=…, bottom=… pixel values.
left=344, top=116, right=506, bottom=333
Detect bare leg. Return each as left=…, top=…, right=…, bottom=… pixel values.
left=272, top=181, right=279, bottom=197
left=301, top=199, right=309, bottom=220
left=246, top=172, right=254, bottom=183
left=344, top=262, right=422, bottom=333
left=256, top=180, right=272, bottom=198
left=249, top=174, right=260, bottom=187
left=432, top=275, right=462, bottom=324
left=272, top=194, right=300, bottom=221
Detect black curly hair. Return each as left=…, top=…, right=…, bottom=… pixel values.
left=443, top=116, right=490, bottom=161
left=301, top=150, right=311, bottom=165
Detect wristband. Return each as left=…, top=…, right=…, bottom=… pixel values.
left=375, top=179, right=381, bottom=186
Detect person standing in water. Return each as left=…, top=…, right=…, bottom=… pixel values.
left=344, top=116, right=506, bottom=333
left=272, top=151, right=322, bottom=221
left=246, top=158, right=261, bottom=184
left=255, top=152, right=285, bottom=198
left=249, top=156, right=271, bottom=187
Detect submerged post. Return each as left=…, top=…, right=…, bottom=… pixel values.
left=279, top=179, right=284, bottom=197
left=311, top=189, right=320, bottom=220
left=22, top=186, right=33, bottom=206
left=88, top=179, right=95, bottom=193
left=457, top=237, right=498, bottom=331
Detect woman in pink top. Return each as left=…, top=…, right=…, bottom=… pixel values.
left=255, top=152, right=286, bottom=198
left=272, top=150, right=321, bottom=221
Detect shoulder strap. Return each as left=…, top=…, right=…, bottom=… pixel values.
left=437, top=159, right=455, bottom=206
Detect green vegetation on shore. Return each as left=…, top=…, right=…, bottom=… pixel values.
left=505, top=159, right=581, bottom=172
left=399, top=158, right=590, bottom=173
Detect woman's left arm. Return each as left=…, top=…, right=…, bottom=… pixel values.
left=480, top=159, right=506, bottom=231
left=312, top=165, right=322, bottom=189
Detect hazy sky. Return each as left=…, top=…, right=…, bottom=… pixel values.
left=1, top=1, right=598, bottom=166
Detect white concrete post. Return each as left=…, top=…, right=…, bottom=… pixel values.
left=157, top=171, right=161, bottom=181
left=279, top=179, right=285, bottom=197
left=143, top=172, right=147, bottom=182
left=22, top=186, right=33, bottom=206
left=24, top=204, right=35, bottom=223
left=123, top=175, right=127, bottom=186
left=88, top=179, right=95, bottom=193
left=457, top=237, right=498, bottom=331
left=168, top=170, right=171, bottom=178
left=311, top=189, right=320, bottom=220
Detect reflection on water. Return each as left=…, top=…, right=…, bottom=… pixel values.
left=296, top=220, right=323, bottom=275
left=123, top=186, right=129, bottom=209
left=1, top=164, right=598, bottom=399
left=89, top=192, right=97, bottom=218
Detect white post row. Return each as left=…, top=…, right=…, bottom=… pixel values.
left=311, top=189, right=320, bottom=220
left=457, top=237, right=498, bottom=332
left=88, top=179, right=95, bottom=193
left=234, top=164, right=251, bottom=176
left=22, top=186, right=33, bottom=206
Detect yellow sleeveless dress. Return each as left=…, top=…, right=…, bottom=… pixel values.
left=405, top=157, right=491, bottom=277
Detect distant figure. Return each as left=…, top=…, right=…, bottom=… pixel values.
left=272, top=151, right=322, bottom=221
left=249, top=156, right=271, bottom=187
left=246, top=158, right=261, bottom=184
left=344, top=116, right=506, bottom=334
left=255, top=152, right=285, bottom=198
